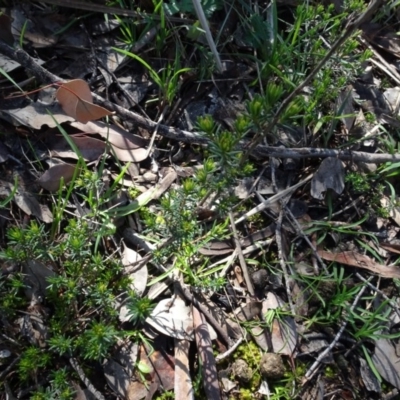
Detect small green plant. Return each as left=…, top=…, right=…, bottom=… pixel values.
left=31, top=369, right=75, bottom=400
left=126, top=294, right=155, bottom=325
left=18, top=346, right=51, bottom=381
left=345, top=171, right=371, bottom=193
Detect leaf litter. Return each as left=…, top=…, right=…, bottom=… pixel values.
left=3, top=0, right=400, bottom=399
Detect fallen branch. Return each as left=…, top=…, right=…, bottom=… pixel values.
left=1, top=41, right=399, bottom=164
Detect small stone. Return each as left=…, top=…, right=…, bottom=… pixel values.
left=260, top=353, right=285, bottom=380
left=251, top=269, right=269, bottom=290
left=231, top=359, right=253, bottom=383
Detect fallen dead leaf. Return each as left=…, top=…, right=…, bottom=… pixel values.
left=380, top=242, right=400, bottom=255
left=372, top=338, right=400, bottom=389
left=174, top=339, right=194, bottom=400
left=2, top=101, right=74, bottom=129
left=0, top=180, right=53, bottom=223
left=56, top=79, right=113, bottom=123
left=146, top=297, right=194, bottom=340
left=193, top=306, right=221, bottom=400
left=48, top=134, right=106, bottom=161
left=71, top=121, right=148, bottom=162
left=37, top=163, right=78, bottom=192
left=311, top=157, right=344, bottom=200
left=317, top=250, right=400, bottom=279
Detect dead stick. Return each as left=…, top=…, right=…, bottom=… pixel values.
left=2, top=41, right=400, bottom=164
left=228, top=212, right=255, bottom=297
left=24, top=0, right=190, bottom=23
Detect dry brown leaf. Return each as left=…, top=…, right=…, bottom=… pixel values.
left=0, top=180, right=53, bottom=222
left=193, top=306, right=221, bottom=400
left=380, top=242, right=400, bottom=255
left=174, top=339, right=194, bottom=400
left=71, top=121, right=148, bottom=162
left=127, top=380, right=148, bottom=400
left=56, top=79, right=92, bottom=118
left=75, top=97, right=114, bottom=123
left=114, top=341, right=139, bottom=378
left=362, top=23, right=400, bottom=58
left=49, top=134, right=106, bottom=161
left=4, top=102, right=74, bottom=129
left=110, top=146, right=148, bottom=162
left=71, top=121, right=146, bottom=149
left=37, top=163, right=78, bottom=192
left=311, top=157, right=345, bottom=200
left=317, top=250, right=400, bottom=279
left=0, top=14, right=14, bottom=46
left=14, top=192, right=53, bottom=223
left=372, top=338, right=400, bottom=389
left=23, top=260, right=55, bottom=300
left=56, top=79, right=113, bottom=123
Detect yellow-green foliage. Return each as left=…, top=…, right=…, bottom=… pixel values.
left=232, top=341, right=262, bottom=390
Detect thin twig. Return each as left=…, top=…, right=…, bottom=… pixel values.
left=228, top=212, right=255, bottom=297
left=177, top=282, right=231, bottom=347
left=235, top=174, right=313, bottom=224
left=28, top=0, right=190, bottom=23
left=2, top=42, right=400, bottom=164
left=355, top=272, right=400, bottom=321
left=215, top=337, right=244, bottom=362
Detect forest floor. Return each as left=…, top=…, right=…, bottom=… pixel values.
left=2, top=0, right=400, bottom=399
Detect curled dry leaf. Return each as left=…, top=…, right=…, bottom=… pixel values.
left=318, top=250, right=400, bottom=279
left=56, top=79, right=113, bottom=123
left=146, top=297, right=194, bottom=341
left=37, top=163, right=77, bottom=192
